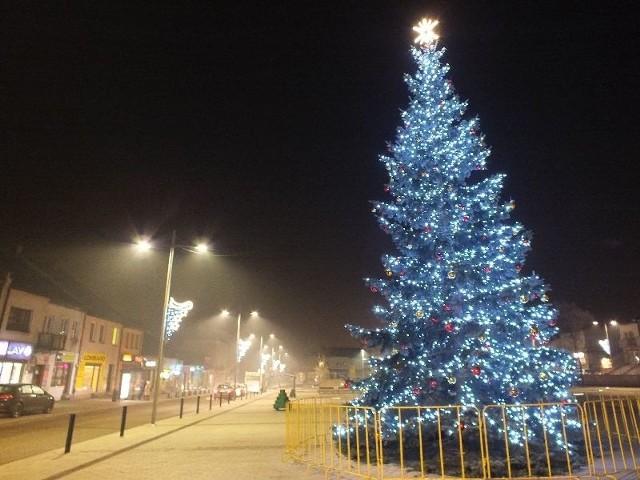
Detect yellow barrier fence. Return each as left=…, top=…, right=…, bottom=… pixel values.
left=285, top=396, right=640, bottom=479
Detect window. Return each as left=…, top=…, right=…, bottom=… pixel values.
left=43, top=315, right=52, bottom=333
left=112, top=327, right=119, bottom=346
left=51, top=362, right=69, bottom=387
left=125, top=332, right=130, bottom=349
left=89, top=322, right=96, bottom=342
left=6, top=307, right=32, bottom=333
left=98, top=324, right=105, bottom=343
left=60, top=317, right=68, bottom=335
left=71, top=320, right=79, bottom=339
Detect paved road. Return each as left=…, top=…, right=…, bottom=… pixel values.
left=0, top=395, right=216, bottom=464
left=1, top=389, right=327, bottom=480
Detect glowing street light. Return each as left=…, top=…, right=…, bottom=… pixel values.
left=137, top=231, right=208, bottom=425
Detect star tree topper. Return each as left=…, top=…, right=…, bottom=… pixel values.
left=413, top=18, right=439, bottom=45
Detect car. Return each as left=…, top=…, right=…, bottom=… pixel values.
left=213, top=384, right=236, bottom=400
left=0, top=383, right=55, bottom=418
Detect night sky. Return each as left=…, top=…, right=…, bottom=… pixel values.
left=2, top=2, right=639, bottom=364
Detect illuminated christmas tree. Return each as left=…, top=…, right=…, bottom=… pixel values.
left=347, top=19, right=578, bottom=429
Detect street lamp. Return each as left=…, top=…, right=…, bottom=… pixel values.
left=138, top=230, right=208, bottom=425
left=221, top=309, right=258, bottom=389
left=257, top=333, right=274, bottom=393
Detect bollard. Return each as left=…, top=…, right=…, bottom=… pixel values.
left=65, top=413, right=76, bottom=453
left=179, top=397, right=184, bottom=418
left=196, top=395, right=200, bottom=414
left=209, top=394, right=213, bottom=410
left=219, top=394, right=223, bottom=407
left=120, top=405, right=128, bottom=437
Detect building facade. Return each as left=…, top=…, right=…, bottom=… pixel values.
left=0, top=273, right=144, bottom=400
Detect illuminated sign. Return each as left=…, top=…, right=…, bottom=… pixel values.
left=0, top=341, right=34, bottom=360
left=82, top=353, right=107, bottom=363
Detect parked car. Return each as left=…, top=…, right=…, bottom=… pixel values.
left=0, top=384, right=55, bottom=418
left=213, top=384, right=236, bottom=400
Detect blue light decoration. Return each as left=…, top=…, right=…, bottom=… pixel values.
left=165, top=297, right=193, bottom=341
left=345, top=19, right=579, bottom=449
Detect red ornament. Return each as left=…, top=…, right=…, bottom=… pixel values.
left=472, top=365, right=481, bottom=376
left=459, top=420, right=466, bottom=430
left=445, top=323, right=454, bottom=333
left=383, top=185, right=390, bottom=192
left=429, top=379, right=438, bottom=388
left=424, top=225, right=431, bottom=233
left=548, top=319, right=558, bottom=327
left=443, top=304, right=452, bottom=312
left=430, top=316, right=439, bottom=324
left=462, top=215, right=470, bottom=222
left=370, top=287, right=378, bottom=293
left=483, top=265, right=492, bottom=273
left=435, top=252, right=443, bottom=261
left=515, top=264, right=522, bottom=272
left=412, top=387, right=421, bottom=396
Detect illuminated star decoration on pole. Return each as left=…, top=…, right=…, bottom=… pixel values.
left=165, top=297, right=193, bottom=340
left=237, top=336, right=253, bottom=362
left=412, top=18, right=439, bottom=45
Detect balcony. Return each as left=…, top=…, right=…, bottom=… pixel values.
left=36, top=332, right=66, bottom=351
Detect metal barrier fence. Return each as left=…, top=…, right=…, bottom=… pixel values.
left=285, top=396, right=640, bottom=479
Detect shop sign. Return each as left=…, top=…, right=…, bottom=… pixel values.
left=82, top=353, right=107, bottom=363
left=60, top=352, right=77, bottom=363
left=0, top=341, right=34, bottom=360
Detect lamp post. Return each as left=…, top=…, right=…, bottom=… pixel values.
left=222, top=310, right=258, bottom=390
left=151, top=230, right=175, bottom=426
left=139, top=231, right=208, bottom=425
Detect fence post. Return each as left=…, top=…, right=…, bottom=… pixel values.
left=196, top=395, right=201, bottom=414
left=120, top=405, right=128, bottom=437
left=180, top=397, right=184, bottom=418
left=65, top=413, right=76, bottom=454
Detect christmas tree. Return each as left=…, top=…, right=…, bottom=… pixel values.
left=347, top=19, right=579, bottom=438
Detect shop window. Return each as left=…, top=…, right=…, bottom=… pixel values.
left=51, top=362, right=69, bottom=387
left=6, top=307, right=32, bottom=333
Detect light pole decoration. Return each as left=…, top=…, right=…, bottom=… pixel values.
left=138, top=230, right=208, bottom=425
left=593, top=320, right=618, bottom=369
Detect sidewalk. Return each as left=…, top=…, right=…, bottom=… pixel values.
left=1, top=389, right=326, bottom=480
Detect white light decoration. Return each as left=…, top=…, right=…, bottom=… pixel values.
left=344, top=19, right=579, bottom=455
left=237, top=336, right=253, bottom=362
left=165, top=297, right=193, bottom=340
left=413, top=18, right=439, bottom=45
